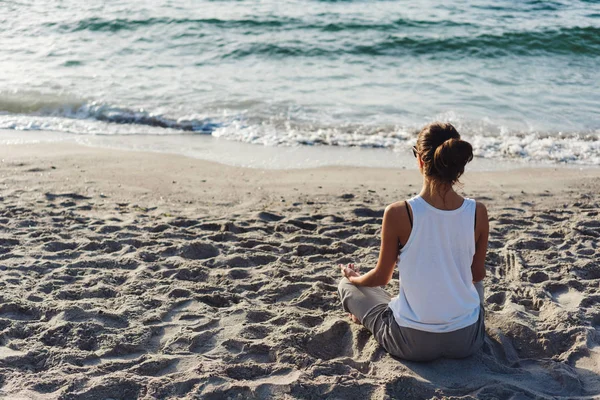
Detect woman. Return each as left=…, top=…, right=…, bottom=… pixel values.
left=338, top=122, right=488, bottom=362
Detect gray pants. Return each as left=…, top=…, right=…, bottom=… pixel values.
left=338, top=278, right=485, bottom=362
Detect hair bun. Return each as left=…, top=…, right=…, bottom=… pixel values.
left=433, top=138, right=474, bottom=183
left=416, top=122, right=474, bottom=185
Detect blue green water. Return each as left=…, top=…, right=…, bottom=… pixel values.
left=1, top=0, right=599, bottom=164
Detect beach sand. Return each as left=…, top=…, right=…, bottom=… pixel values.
left=0, top=143, right=598, bottom=399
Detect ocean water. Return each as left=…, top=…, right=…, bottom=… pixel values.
left=1, top=0, right=599, bottom=165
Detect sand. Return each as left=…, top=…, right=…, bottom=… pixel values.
left=0, top=143, right=598, bottom=399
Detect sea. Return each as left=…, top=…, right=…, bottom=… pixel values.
left=1, top=0, right=599, bottom=168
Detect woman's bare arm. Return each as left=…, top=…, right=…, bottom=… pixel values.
left=472, top=201, right=489, bottom=282
left=346, top=203, right=403, bottom=287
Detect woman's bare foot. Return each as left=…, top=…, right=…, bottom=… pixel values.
left=349, top=313, right=360, bottom=324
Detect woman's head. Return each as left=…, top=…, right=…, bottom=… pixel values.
left=415, top=122, right=473, bottom=186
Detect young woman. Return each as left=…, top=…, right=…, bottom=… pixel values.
left=338, top=122, right=488, bottom=362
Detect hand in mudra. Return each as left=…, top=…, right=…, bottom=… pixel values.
left=339, top=263, right=360, bottom=279
left=339, top=263, right=361, bottom=324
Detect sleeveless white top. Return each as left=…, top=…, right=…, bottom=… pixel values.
left=388, top=195, right=480, bottom=333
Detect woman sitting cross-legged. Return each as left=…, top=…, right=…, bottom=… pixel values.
left=338, top=122, right=488, bottom=362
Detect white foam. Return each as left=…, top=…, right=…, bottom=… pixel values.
left=0, top=128, right=519, bottom=171
left=212, top=121, right=600, bottom=165
left=1, top=105, right=599, bottom=165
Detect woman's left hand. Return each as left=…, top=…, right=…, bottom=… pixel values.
left=339, top=263, right=360, bottom=280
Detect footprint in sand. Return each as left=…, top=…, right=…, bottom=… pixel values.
left=305, top=320, right=354, bottom=360
left=548, top=284, right=584, bottom=310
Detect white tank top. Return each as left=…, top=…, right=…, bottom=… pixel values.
left=388, top=195, right=481, bottom=333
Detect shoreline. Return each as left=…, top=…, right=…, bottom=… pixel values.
left=2, top=129, right=597, bottom=172
left=0, top=142, right=599, bottom=399
left=1, top=142, right=598, bottom=219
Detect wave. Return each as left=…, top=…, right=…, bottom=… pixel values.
left=1, top=111, right=599, bottom=165
left=45, top=17, right=298, bottom=33
left=44, top=15, right=476, bottom=34
left=379, top=27, right=600, bottom=57
left=221, top=26, right=600, bottom=59
left=211, top=121, right=600, bottom=165
left=42, top=15, right=476, bottom=39
left=0, top=93, right=219, bottom=133
left=335, top=18, right=473, bottom=31
left=1, top=93, right=598, bottom=165
left=43, top=15, right=600, bottom=57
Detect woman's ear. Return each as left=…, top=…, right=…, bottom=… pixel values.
left=417, top=155, right=424, bottom=170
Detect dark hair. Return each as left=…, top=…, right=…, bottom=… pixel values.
left=416, top=122, right=473, bottom=186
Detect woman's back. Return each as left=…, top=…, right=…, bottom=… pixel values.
left=388, top=195, right=481, bottom=333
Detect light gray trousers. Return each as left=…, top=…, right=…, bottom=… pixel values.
left=338, top=278, right=485, bottom=362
